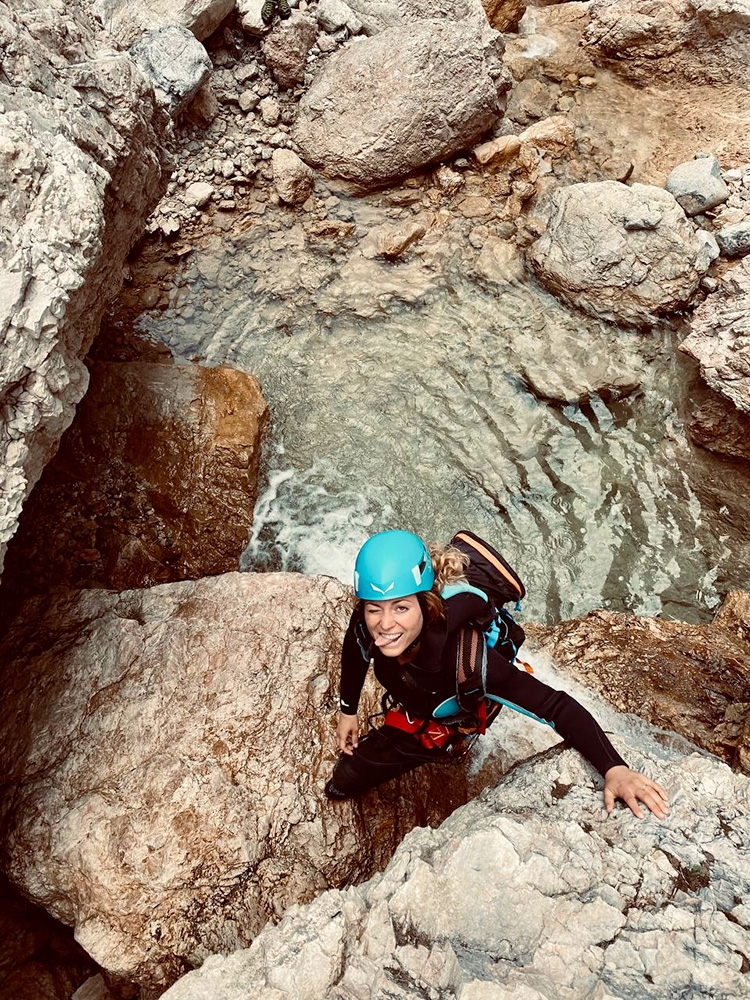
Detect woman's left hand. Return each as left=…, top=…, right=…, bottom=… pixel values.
left=603, top=765, right=669, bottom=820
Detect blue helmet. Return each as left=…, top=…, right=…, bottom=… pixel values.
left=353, top=530, right=435, bottom=600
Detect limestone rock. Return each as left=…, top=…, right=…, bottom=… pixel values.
left=293, top=19, right=511, bottom=186
left=0, top=574, right=484, bottom=988
left=689, top=392, right=750, bottom=463
left=93, top=0, right=236, bottom=47
left=262, top=13, right=318, bottom=89
left=129, top=25, right=212, bottom=116
left=525, top=592, right=750, bottom=772
left=473, top=134, right=523, bottom=168
left=237, top=0, right=268, bottom=35
left=343, top=0, right=489, bottom=35
left=528, top=181, right=714, bottom=327
left=0, top=362, right=268, bottom=605
left=680, top=256, right=750, bottom=413
left=717, top=220, right=750, bottom=258
left=474, top=236, right=525, bottom=285
left=584, top=0, right=750, bottom=84
left=272, top=149, right=315, bottom=204
left=185, top=180, right=215, bottom=206
left=160, top=744, right=750, bottom=1000
left=518, top=115, right=576, bottom=156
left=0, top=0, right=170, bottom=579
left=665, top=156, right=730, bottom=217
left=317, top=0, right=364, bottom=33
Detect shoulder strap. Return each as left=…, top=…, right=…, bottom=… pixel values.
left=441, top=580, right=488, bottom=602
left=455, top=626, right=487, bottom=716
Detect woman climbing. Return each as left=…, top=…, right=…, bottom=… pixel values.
left=325, top=529, right=669, bottom=820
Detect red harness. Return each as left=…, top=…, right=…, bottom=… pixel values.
left=383, top=699, right=494, bottom=750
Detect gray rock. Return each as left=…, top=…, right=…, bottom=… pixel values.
left=237, top=0, right=268, bottom=35
left=239, top=89, right=261, bottom=111
left=160, top=743, right=750, bottom=1000
left=665, top=156, right=730, bottom=217
left=272, top=148, right=315, bottom=204
left=528, top=181, right=715, bottom=327
left=0, top=0, right=170, bottom=579
left=293, top=19, right=511, bottom=187
left=680, top=255, right=750, bottom=414
left=94, top=0, right=235, bottom=47
left=317, top=0, right=364, bottom=33
left=259, top=96, right=281, bottom=126
left=716, top=220, right=750, bottom=257
left=344, top=0, right=487, bottom=35
left=262, top=12, right=318, bottom=88
left=130, top=25, right=212, bottom=116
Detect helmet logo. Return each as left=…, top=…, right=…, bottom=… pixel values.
left=370, top=582, right=395, bottom=595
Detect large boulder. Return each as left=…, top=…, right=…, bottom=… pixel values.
left=129, top=25, right=212, bottom=116
left=261, top=12, right=318, bottom=89
left=161, top=743, right=750, bottom=1000
left=528, top=181, right=717, bottom=327
left=343, top=0, right=488, bottom=34
left=293, top=19, right=511, bottom=187
left=525, top=591, right=750, bottom=773
left=0, top=362, right=268, bottom=611
left=680, top=256, right=750, bottom=414
left=0, top=574, right=484, bottom=989
left=93, top=0, right=236, bottom=48
left=584, top=0, right=750, bottom=83
left=0, top=0, right=170, bottom=579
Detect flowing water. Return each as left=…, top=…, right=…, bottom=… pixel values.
left=139, top=202, right=750, bottom=624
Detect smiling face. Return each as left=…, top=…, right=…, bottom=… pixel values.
left=363, top=594, right=424, bottom=658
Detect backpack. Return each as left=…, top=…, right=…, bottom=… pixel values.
left=443, top=529, right=526, bottom=724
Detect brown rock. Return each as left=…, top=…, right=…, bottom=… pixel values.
left=262, top=12, right=318, bottom=88
left=0, top=573, right=483, bottom=988
left=182, top=82, right=220, bottom=127
left=359, top=217, right=430, bottom=259
left=689, top=392, right=750, bottom=464
left=473, top=134, right=523, bottom=168
left=0, top=362, right=268, bottom=615
left=480, top=0, right=526, bottom=31
left=271, top=148, right=315, bottom=205
left=458, top=195, right=494, bottom=218
left=526, top=592, right=750, bottom=773
left=518, top=114, right=576, bottom=155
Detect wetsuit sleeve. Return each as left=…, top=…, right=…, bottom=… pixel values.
left=485, top=651, right=628, bottom=777
left=443, top=592, right=489, bottom=632
left=339, top=610, right=370, bottom=715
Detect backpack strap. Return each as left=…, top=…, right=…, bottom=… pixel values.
left=441, top=580, right=488, bottom=603
left=455, top=626, right=487, bottom=721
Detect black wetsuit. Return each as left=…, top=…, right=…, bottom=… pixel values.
left=326, top=592, right=627, bottom=799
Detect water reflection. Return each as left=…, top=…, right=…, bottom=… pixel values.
left=140, top=219, right=750, bottom=623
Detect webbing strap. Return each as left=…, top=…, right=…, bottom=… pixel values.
left=456, top=626, right=487, bottom=713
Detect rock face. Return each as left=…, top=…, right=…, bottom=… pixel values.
left=293, top=19, right=511, bottom=186
left=585, top=0, right=750, bottom=83
left=528, top=181, right=716, bottom=327
left=161, top=744, right=750, bottom=1000
left=129, top=25, right=212, bottom=115
left=680, top=256, right=750, bottom=414
left=344, top=0, right=488, bottom=34
left=0, top=0, right=170, bottom=579
left=525, top=592, right=750, bottom=773
left=93, top=0, right=236, bottom=47
left=0, top=574, right=481, bottom=989
left=0, top=362, right=268, bottom=611
left=689, top=392, right=750, bottom=463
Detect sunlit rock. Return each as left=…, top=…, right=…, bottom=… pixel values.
left=129, top=25, right=212, bottom=116
left=528, top=181, right=715, bottom=327
left=159, top=744, right=750, bottom=1000
left=0, top=574, right=480, bottom=989
left=680, top=256, right=750, bottom=413
left=272, top=149, right=315, bottom=205
left=1, top=363, right=268, bottom=607
left=0, top=0, right=170, bottom=579
left=293, top=19, right=511, bottom=186
left=526, top=592, right=750, bottom=772
left=343, top=0, right=489, bottom=35
left=665, top=156, right=730, bottom=217
left=93, top=0, right=236, bottom=47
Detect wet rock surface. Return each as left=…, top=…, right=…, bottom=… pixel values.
left=528, top=181, right=715, bottom=326
left=0, top=361, right=268, bottom=619
left=0, top=0, right=171, bottom=577
left=525, top=591, right=750, bottom=773
left=0, top=573, right=482, bottom=990
left=160, top=744, right=750, bottom=1000
left=680, top=256, right=750, bottom=413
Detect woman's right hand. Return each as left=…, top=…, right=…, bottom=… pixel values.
left=337, top=713, right=359, bottom=755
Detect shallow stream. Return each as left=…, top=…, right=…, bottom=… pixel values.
left=140, top=197, right=750, bottom=624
